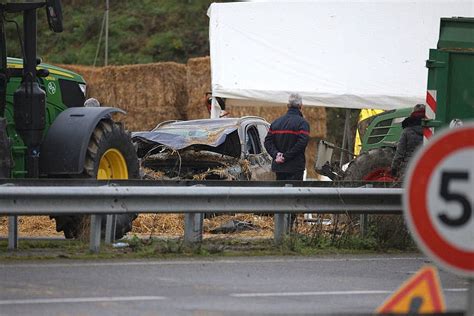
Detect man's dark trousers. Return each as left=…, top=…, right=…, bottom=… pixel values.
left=276, top=171, right=304, bottom=181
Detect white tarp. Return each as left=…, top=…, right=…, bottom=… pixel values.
left=208, top=1, right=474, bottom=110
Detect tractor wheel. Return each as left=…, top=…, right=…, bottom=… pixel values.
left=341, top=147, right=412, bottom=248
left=58, top=119, right=139, bottom=240
left=336, top=147, right=397, bottom=231
left=343, top=147, right=397, bottom=182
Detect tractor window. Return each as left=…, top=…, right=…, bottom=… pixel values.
left=246, top=125, right=262, bottom=155
left=367, top=119, right=392, bottom=145
left=58, top=79, right=85, bottom=108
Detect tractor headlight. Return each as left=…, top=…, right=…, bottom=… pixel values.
left=84, top=98, right=100, bottom=107
left=79, top=83, right=86, bottom=97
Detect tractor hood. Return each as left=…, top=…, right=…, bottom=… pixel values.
left=132, top=118, right=241, bottom=158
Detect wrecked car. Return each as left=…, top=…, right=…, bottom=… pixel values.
left=132, top=117, right=275, bottom=181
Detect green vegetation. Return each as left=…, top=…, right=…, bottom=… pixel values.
left=4, top=0, right=233, bottom=65
left=0, top=231, right=417, bottom=261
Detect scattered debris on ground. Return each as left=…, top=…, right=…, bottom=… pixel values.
left=209, top=220, right=257, bottom=234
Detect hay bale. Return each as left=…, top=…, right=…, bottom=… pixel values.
left=227, top=105, right=286, bottom=123
left=228, top=105, right=325, bottom=137
left=186, top=57, right=211, bottom=120
left=60, top=62, right=188, bottom=131
left=305, top=138, right=319, bottom=179
left=58, top=64, right=99, bottom=80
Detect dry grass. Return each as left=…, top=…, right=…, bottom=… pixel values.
left=131, top=213, right=273, bottom=238
left=0, top=216, right=62, bottom=237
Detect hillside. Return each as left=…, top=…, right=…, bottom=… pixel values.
left=5, top=0, right=231, bottom=65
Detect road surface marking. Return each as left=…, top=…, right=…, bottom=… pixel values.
left=230, top=288, right=467, bottom=298
left=445, top=288, right=468, bottom=292
left=0, top=296, right=166, bottom=305
left=0, top=256, right=426, bottom=269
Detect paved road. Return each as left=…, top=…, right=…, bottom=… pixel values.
left=0, top=254, right=468, bottom=315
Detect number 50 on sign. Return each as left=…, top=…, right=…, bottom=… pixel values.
left=403, top=123, right=474, bottom=277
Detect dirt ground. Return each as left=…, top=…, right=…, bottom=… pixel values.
left=0, top=214, right=329, bottom=239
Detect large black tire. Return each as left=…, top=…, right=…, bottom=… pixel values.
left=55, top=119, right=139, bottom=240
left=343, top=147, right=396, bottom=182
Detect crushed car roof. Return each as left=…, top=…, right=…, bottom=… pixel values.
left=132, top=118, right=243, bottom=157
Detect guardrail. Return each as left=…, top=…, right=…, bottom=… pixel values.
left=0, top=180, right=403, bottom=253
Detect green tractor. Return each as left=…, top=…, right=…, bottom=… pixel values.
left=0, top=1, right=139, bottom=238
left=318, top=17, right=474, bottom=182
left=343, top=107, right=411, bottom=182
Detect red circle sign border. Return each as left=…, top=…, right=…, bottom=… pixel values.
left=404, top=124, right=474, bottom=277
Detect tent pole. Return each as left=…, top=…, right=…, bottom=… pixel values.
left=339, top=109, right=351, bottom=168
left=104, top=0, right=109, bottom=66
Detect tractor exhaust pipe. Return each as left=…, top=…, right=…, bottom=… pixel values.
left=13, top=8, right=46, bottom=178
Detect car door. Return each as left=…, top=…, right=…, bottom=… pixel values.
left=243, top=121, right=275, bottom=180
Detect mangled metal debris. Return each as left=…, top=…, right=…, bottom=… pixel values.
left=133, top=117, right=274, bottom=181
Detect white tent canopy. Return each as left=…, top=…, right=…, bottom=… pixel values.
left=208, top=1, right=473, bottom=110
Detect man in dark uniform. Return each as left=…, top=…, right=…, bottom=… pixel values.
left=391, top=103, right=425, bottom=179
left=264, top=93, right=310, bottom=180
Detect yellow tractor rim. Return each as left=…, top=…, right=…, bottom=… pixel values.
left=97, top=149, right=129, bottom=179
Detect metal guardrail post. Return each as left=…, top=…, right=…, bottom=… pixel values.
left=104, top=214, right=116, bottom=244
left=360, top=214, right=369, bottom=237
left=7, top=216, right=18, bottom=250
left=184, top=212, right=204, bottom=244
left=274, top=184, right=292, bottom=244
left=89, top=215, right=102, bottom=253
left=184, top=185, right=205, bottom=244
left=274, top=214, right=289, bottom=244
left=360, top=184, right=372, bottom=237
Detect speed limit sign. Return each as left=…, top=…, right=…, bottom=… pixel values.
left=404, top=123, right=474, bottom=277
